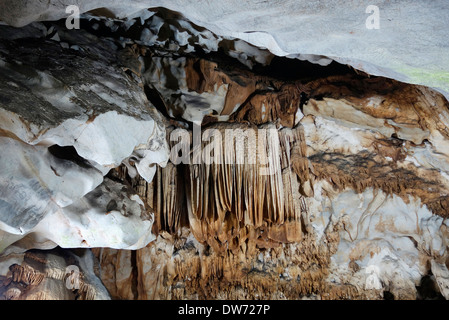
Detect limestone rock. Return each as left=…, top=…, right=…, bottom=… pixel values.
left=0, top=5, right=448, bottom=300
left=0, top=23, right=168, bottom=253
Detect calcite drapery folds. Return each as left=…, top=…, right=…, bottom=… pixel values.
left=0, top=4, right=449, bottom=300
left=0, top=24, right=169, bottom=254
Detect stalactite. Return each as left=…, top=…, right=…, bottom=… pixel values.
left=132, top=122, right=308, bottom=254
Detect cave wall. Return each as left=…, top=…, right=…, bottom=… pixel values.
left=0, top=5, right=448, bottom=300
left=1, top=0, right=448, bottom=100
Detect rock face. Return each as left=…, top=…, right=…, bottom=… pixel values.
left=0, top=22, right=168, bottom=254
left=96, top=61, right=449, bottom=299
left=0, top=5, right=449, bottom=300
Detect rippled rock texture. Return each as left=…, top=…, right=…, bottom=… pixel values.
left=0, top=6, right=449, bottom=300
left=0, top=21, right=169, bottom=252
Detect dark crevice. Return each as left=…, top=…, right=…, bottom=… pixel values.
left=252, top=56, right=355, bottom=82
left=48, top=144, right=91, bottom=169
left=130, top=250, right=139, bottom=299
left=416, top=274, right=445, bottom=300
left=383, top=290, right=395, bottom=300
left=143, top=85, right=172, bottom=120
left=299, top=91, right=308, bottom=114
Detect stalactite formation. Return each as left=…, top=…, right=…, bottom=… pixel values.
left=136, top=123, right=306, bottom=253
left=0, top=249, right=106, bottom=300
